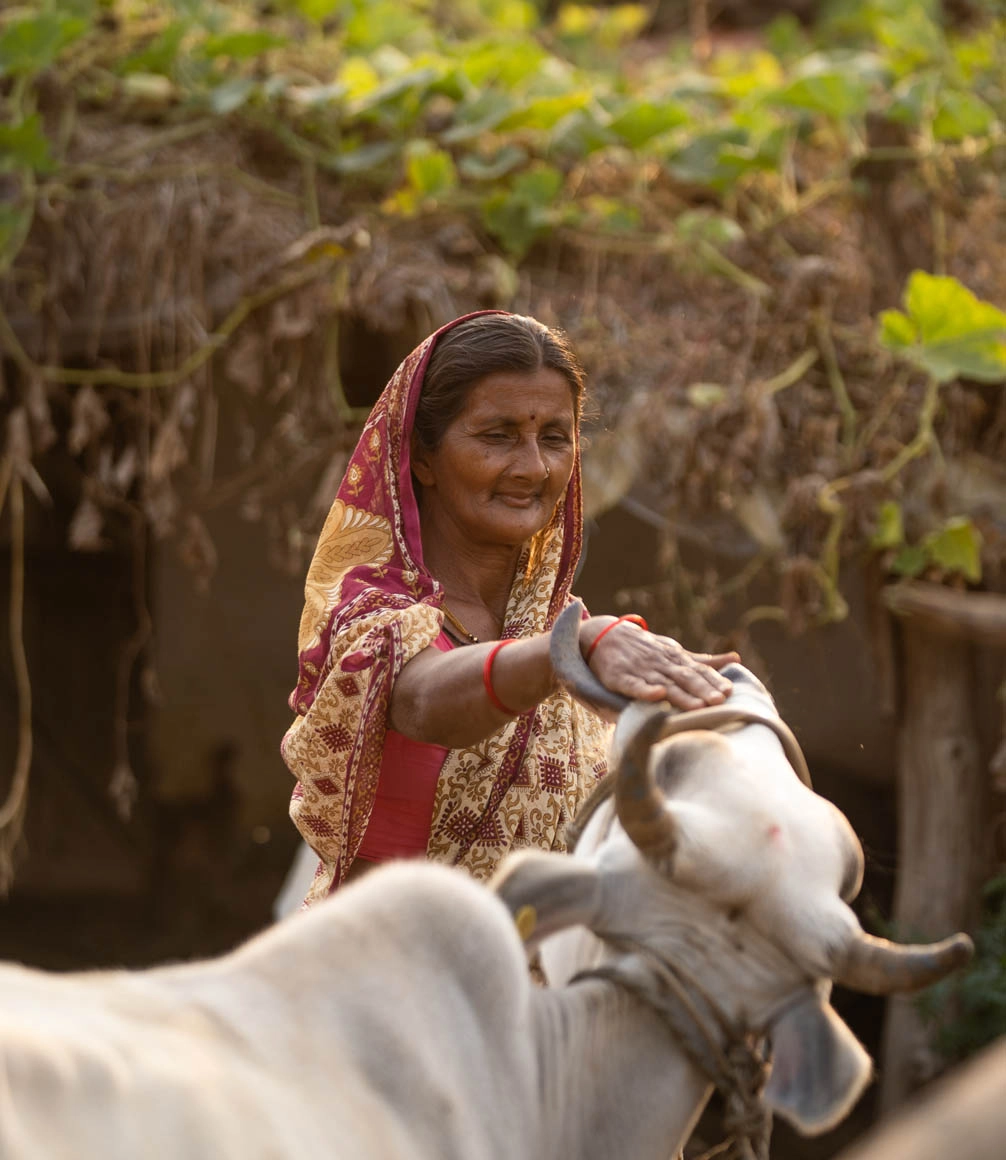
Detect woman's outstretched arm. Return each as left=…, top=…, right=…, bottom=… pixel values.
left=388, top=617, right=738, bottom=748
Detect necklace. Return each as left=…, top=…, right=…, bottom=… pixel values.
left=441, top=605, right=480, bottom=645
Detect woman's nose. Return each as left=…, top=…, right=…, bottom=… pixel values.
left=512, top=436, right=548, bottom=480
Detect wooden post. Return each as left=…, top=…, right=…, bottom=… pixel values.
left=879, top=581, right=1006, bottom=1111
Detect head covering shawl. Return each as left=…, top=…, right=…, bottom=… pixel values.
left=282, top=311, right=611, bottom=904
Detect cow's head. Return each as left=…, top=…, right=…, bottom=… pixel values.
left=493, top=602, right=972, bottom=1136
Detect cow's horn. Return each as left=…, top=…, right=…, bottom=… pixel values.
left=550, top=601, right=676, bottom=859
left=833, top=930, right=974, bottom=995
left=614, top=703, right=678, bottom=862
left=550, top=600, right=630, bottom=714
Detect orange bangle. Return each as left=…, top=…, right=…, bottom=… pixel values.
left=483, top=639, right=520, bottom=715
left=585, top=614, right=648, bottom=663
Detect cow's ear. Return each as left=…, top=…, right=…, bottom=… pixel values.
left=764, top=992, right=873, bottom=1135
left=491, top=852, right=602, bottom=949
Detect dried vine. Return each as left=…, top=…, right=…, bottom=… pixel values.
left=0, top=460, right=32, bottom=892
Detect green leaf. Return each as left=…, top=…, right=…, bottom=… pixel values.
left=879, top=308, right=916, bottom=349
left=209, top=77, right=256, bottom=114
left=495, top=91, right=592, bottom=132
left=875, top=7, right=944, bottom=74
left=346, top=66, right=442, bottom=118
left=555, top=2, right=648, bottom=46
left=511, top=164, right=563, bottom=204
left=555, top=3, right=598, bottom=37
left=458, top=144, right=528, bottom=181
left=337, top=57, right=380, bottom=101
left=666, top=125, right=783, bottom=192
left=481, top=165, right=563, bottom=257
left=666, top=128, right=748, bottom=187
left=0, top=10, right=89, bottom=78
left=325, top=140, right=400, bottom=176
left=547, top=107, right=613, bottom=158
left=481, top=191, right=539, bottom=258
left=582, top=195, right=640, bottom=233
left=765, top=13, right=808, bottom=60
left=715, top=51, right=786, bottom=100
left=0, top=115, right=54, bottom=175
left=343, top=2, right=430, bottom=53
left=902, top=270, right=991, bottom=345
left=871, top=500, right=904, bottom=549
left=119, top=22, right=188, bottom=77
left=922, top=517, right=983, bottom=583
left=887, top=74, right=938, bottom=127
left=919, top=341, right=1006, bottom=383
left=676, top=210, right=744, bottom=247
left=596, top=4, right=650, bottom=46
left=0, top=202, right=32, bottom=271
left=953, top=30, right=997, bottom=83
left=440, top=90, right=515, bottom=144
left=200, top=30, right=286, bottom=60
left=608, top=98, right=690, bottom=148
left=775, top=62, right=873, bottom=120
left=405, top=140, right=457, bottom=198
left=479, top=0, right=538, bottom=33
left=293, top=0, right=342, bottom=22
left=932, top=90, right=996, bottom=142
left=458, top=40, right=546, bottom=88
left=879, top=272, right=1006, bottom=383
left=891, top=544, right=927, bottom=578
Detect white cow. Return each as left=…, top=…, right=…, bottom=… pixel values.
left=490, top=600, right=973, bottom=1153
left=0, top=602, right=971, bottom=1160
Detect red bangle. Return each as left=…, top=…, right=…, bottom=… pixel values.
left=483, top=640, right=520, bottom=715
left=585, top=614, right=648, bottom=663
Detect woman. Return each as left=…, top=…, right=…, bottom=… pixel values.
left=281, top=311, right=737, bottom=907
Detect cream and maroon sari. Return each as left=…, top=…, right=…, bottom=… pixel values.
left=281, top=312, right=610, bottom=905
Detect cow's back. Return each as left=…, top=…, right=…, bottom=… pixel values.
left=0, top=862, right=540, bottom=1160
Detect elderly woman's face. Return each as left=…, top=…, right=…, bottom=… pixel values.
left=412, top=367, right=577, bottom=550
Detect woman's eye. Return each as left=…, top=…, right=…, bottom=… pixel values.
left=542, top=431, right=572, bottom=447
left=481, top=432, right=513, bottom=444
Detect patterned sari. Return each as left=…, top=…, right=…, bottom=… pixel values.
left=281, top=311, right=611, bottom=905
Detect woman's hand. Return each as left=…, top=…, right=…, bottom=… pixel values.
left=583, top=618, right=739, bottom=711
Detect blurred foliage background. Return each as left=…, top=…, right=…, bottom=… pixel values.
left=4, top=0, right=1005, bottom=615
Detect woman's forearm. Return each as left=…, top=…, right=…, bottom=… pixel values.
left=388, top=611, right=736, bottom=747
left=389, top=618, right=618, bottom=747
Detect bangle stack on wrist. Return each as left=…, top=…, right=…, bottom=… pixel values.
left=585, top=614, right=648, bottom=662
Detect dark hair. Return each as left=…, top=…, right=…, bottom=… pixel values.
left=413, top=314, right=586, bottom=451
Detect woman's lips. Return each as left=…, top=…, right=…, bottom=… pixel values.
left=495, top=493, right=540, bottom=508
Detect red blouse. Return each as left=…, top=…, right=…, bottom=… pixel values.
left=355, top=631, right=453, bottom=863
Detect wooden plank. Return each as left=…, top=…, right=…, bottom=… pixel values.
left=878, top=621, right=991, bottom=1111
left=884, top=581, right=1006, bottom=647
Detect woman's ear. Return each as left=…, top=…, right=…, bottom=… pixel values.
left=410, top=433, right=435, bottom=487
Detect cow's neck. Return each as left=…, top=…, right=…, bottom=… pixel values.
left=543, top=879, right=808, bottom=1029
left=530, top=977, right=714, bottom=1160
